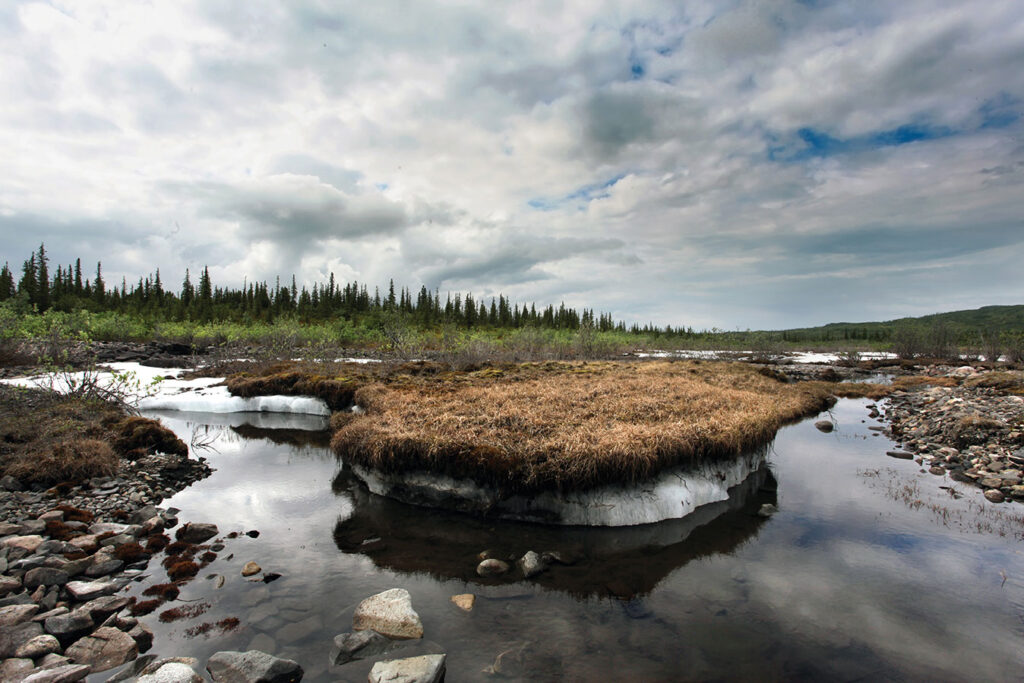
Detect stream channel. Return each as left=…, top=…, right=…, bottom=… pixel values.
left=111, top=398, right=1024, bottom=681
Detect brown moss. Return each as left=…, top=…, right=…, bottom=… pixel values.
left=145, top=533, right=170, bottom=553
left=111, top=509, right=130, bottom=521
left=113, top=542, right=148, bottom=563
left=55, top=505, right=94, bottom=524
left=216, top=617, right=240, bottom=631
left=4, top=438, right=118, bottom=486
left=158, top=602, right=209, bottom=623
left=142, top=583, right=180, bottom=600
left=113, top=416, right=188, bottom=458
left=164, top=541, right=194, bottom=556
left=63, top=550, right=88, bottom=561
left=964, top=371, right=1024, bottom=395
left=167, top=560, right=199, bottom=581
left=45, top=519, right=82, bottom=542
left=184, top=622, right=213, bottom=637
left=130, top=598, right=163, bottom=616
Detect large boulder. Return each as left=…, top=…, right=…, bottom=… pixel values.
left=206, top=650, right=304, bottom=683
left=368, top=654, right=446, bottom=683
left=353, top=588, right=424, bottom=640
left=65, top=626, right=138, bottom=673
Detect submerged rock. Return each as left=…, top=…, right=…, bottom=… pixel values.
left=815, top=420, right=835, bottom=433
left=368, top=654, right=446, bottom=683
left=206, top=650, right=304, bottom=683
left=517, top=551, right=546, bottom=578
left=450, top=594, right=475, bottom=612
left=329, top=629, right=393, bottom=665
left=353, top=588, right=424, bottom=640
left=175, top=522, right=218, bottom=544
left=477, top=559, right=510, bottom=577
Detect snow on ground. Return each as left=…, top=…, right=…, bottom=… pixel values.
left=0, top=361, right=330, bottom=416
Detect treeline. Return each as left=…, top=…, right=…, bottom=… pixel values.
left=1, top=244, right=692, bottom=335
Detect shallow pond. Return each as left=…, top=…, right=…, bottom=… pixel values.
left=112, top=399, right=1024, bottom=681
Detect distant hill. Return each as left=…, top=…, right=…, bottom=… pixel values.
left=775, top=305, right=1024, bottom=343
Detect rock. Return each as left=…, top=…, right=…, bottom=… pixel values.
left=247, top=633, right=276, bottom=653
left=68, top=535, right=99, bottom=553
left=476, top=559, right=510, bottom=577
left=0, top=574, right=22, bottom=596
left=80, top=595, right=131, bottom=621
left=175, top=523, right=218, bottom=544
left=0, top=474, right=24, bottom=491
left=65, top=580, right=119, bottom=601
left=814, top=420, right=834, bottom=433
left=3, top=534, right=45, bottom=553
left=517, top=551, right=546, bottom=578
left=0, top=602, right=40, bottom=626
left=1, top=620, right=43, bottom=657
left=44, top=610, right=94, bottom=646
left=206, top=650, right=304, bottom=683
left=36, top=653, right=72, bottom=669
left=242, top=561, right=261, bottom=577
left=133, top=657, right=200, bottom=679
left=64, top=626, right=138, bottom=673
left=25, top=567, right=70, bottom=589
left=0, top=521, right=23, bottom=535
left=886, top=451, right=914, bottom=460
left=85, top=558, right=124, bottom=578
left=0, top=658, right=35, bottom=680
left=277, top=615, right=322, bottom=644
left=15, top=633, right=61, bottom=658
left=330, top=629, right=394, bottom=665
left=89, top=523, right=130, bottom=536
left=128, top=621, right=155, bottom=652
left=980, top=477, right=1004, bottom=489
left=929, top=466, right=947, bottom=475
left=757, top=503, right=779, bottom=518
left=129, top=505, right=160, bottom=525
left=353, top=588, right=424, bottom=640
left=22, top=663, right=91, bottom=682
left=450, top=594, right=475, bottom=612
left=984, top=489, right=1006, bottom=503
left=137, top=661, right=205, bottom=683
left=368, top=654, right=446, bottom=683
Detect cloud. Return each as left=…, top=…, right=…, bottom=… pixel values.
left=0, top=0, right=1022, bottom=329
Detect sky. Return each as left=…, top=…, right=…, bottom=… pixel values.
left=1, top=0, right=1022, bottom=330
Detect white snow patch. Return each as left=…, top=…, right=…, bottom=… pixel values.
left=1, top=361, right=330, bottom=416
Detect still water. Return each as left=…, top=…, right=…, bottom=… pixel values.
left=114, top=399, right=1024, bottom=682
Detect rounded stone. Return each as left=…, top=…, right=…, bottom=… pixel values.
left=476, top=559, right=510, bottom=577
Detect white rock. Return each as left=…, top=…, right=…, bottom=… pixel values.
left=353, top=588, right=424, bottom=640
left=369, top=654, right=446, bottom=683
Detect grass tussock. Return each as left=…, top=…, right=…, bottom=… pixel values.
left=4, top=438, right=119, bottom=485
left=964, top=371, right=1024, bottom=395
left=331, top=360, right=836, bottom=494
left=113, top=416, right=188, bottom=458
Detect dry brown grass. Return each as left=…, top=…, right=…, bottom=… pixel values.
left=964, top=371, right=1024, bottom=395
left=5, top=438, right=119, bottom=485
left=0, top=384, right=185, bottom=485
left=331, top=360, right=836, bottom=493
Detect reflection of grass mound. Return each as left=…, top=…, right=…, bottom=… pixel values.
left=331, top=360, right=836, bottom=494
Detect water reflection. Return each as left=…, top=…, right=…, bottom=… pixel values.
left=332, top=467, right=777, bottom=599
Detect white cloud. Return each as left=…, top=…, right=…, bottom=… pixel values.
left=0, top=0, right=1022, bottom=329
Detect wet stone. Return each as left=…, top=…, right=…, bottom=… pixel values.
left=477, top=559, right=510, bottom=577
left=368, top=654, right=446, bottom=683
left=330, top=629, right=393, bottom=665
left=1, top=620, right=43, bottom=658
left=206, top=650, right=304, bottom=683
left=64, top=626, right=139, bottom=674
left=353, top=588, right=424, bottom=640
left=15, top=633, right=61, bottom=659
left=22, top=663, right=91, bottom=682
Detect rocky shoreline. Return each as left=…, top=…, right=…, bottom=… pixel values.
left=874, top=366, right=1024, bottom=504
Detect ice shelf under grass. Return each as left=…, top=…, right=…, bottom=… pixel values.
left=348, top=448, right=768, bottom=527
